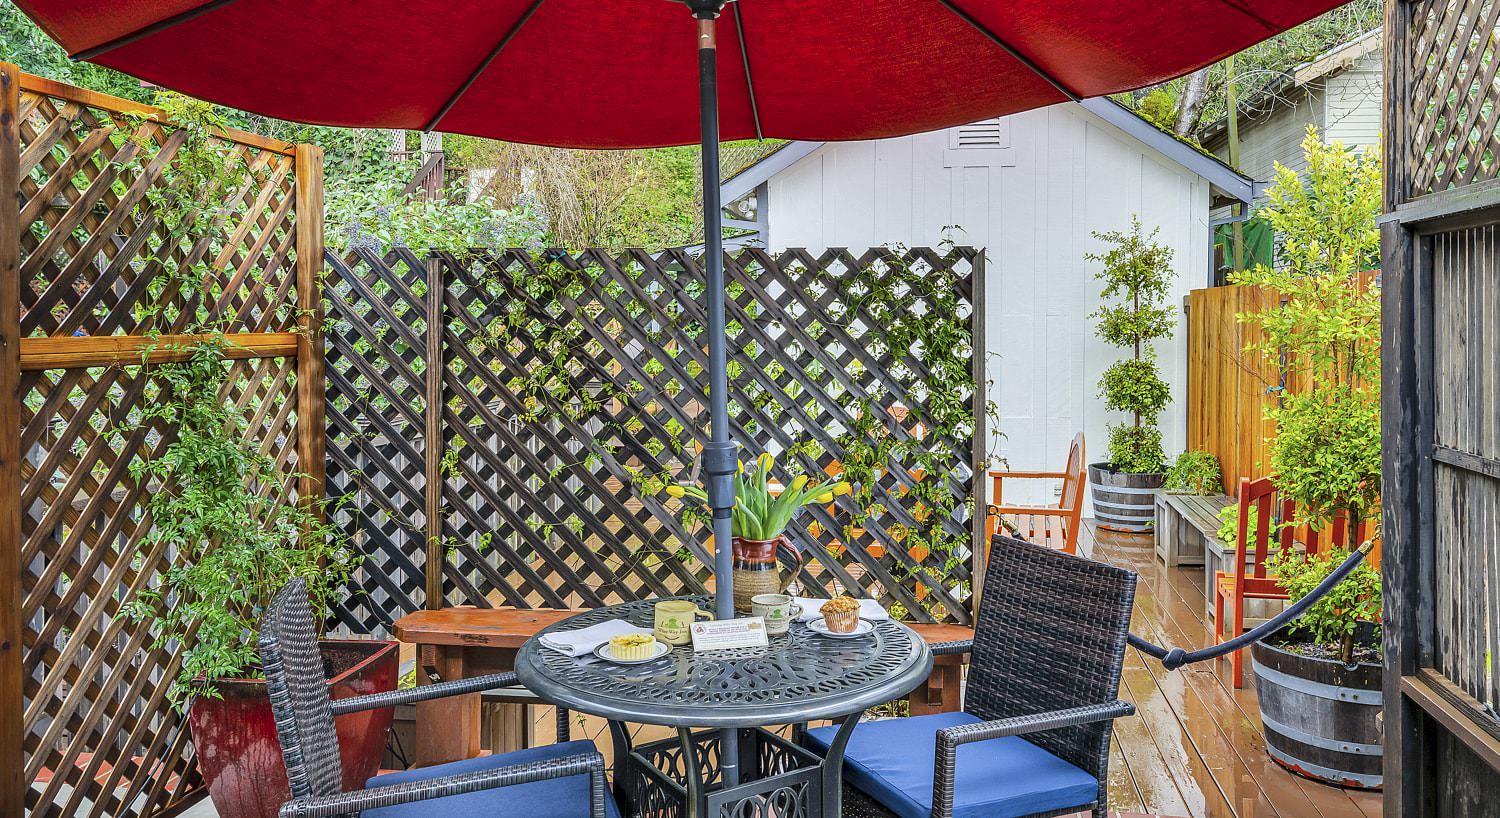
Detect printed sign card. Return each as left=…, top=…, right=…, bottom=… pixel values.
left=690, top=617, right=769, bottom=651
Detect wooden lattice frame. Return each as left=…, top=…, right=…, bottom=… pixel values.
left=0, top=65, right=325, bottom=818
left=325, top=245, right=986, bottom=631
left=1403, top=0, right=1500, bottom=196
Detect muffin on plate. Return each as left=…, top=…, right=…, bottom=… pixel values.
left=821, top=596, right=861, bottom=633
left=609, top=633, right=658, bottom=660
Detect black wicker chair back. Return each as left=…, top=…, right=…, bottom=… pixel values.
left=966, top=534, right=1137, bottom=780
left=258, top=577, right=345, bottom=799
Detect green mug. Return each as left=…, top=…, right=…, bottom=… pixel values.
left=750, top=593, right=803, bottom=636
left=654, top=599, right=713, bottom=646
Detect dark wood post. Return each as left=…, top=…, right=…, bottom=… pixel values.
left=969, top=249, right=988, bottom=612
left=295, top=144, right=327, bottom=527
left=425, top=257, right=446, bottom=609
left=0, top=60, right=23, bottom=818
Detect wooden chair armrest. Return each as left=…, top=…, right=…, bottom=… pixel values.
left=988, top=505, right=1069, bottom=516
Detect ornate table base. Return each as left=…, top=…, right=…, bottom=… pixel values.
left=612, top=717, right=859, bottom=818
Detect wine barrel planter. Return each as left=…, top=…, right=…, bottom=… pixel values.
left=1087, top=463, right=1164, bottom=532
left=1250, top=630, right=1383, bottom=790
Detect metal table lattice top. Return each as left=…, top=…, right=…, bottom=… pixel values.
left=516, top=597, right=934, bottom=728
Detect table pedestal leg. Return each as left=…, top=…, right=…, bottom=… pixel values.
left=415, top=644, right=480, bottom=766
left=820, top=712, right=861, bottom=818
left=678, top=727, right=705, bottom=818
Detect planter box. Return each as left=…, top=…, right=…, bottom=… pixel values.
left=1251, top=630, right=1382, bottom=790
left=188, top=639, right=399, bottom=818
left=1088, top=463, right=1164, bottom=533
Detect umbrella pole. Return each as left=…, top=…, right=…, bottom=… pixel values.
left=691, top=1, right=741, bottom=789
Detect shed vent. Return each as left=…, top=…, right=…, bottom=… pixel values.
left=954, top=118, right=1004, bottom=147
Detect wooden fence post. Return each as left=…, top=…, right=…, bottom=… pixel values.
left=425, top=257, right=445, bottom=609
left=0, top=60, right=23, bottom=818
left=295, top=145, right=327, bottom=524
left=970, top=249, right=988, bottom=614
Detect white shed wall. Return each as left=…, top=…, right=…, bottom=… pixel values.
left=765, top=102, right=1212, bottom=509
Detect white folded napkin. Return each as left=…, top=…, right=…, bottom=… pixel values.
left=539, top=619, right=654, bottom=657
left=793, top=597, right=890, bottom=623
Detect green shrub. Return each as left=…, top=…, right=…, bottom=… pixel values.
left=1269, top=545, right=1382, bottom=662
left=1107, top=425, right=1166, bottom=475
left=1088, top=217, right=1175, bottom=473
left=1234, top=128, right=1381, bottom=540
left=1165, top=450, right=1223, bottom=495
left=1217, top=501, right=1261, bottom=546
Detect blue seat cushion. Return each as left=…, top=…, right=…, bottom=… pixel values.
left=805, top=712, right=1098, bottom=818
left=363, top=739, right=621, bottom=818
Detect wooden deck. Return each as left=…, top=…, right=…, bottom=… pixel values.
left=527, top=521, right=1383, bottom=818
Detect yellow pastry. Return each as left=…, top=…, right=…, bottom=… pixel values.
left=609, top=633, right=658, bottom=660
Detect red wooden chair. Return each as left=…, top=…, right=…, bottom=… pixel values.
left=1214, top=476, right=1368, bottom=687
left=985, top=433, right=1086, bottom=555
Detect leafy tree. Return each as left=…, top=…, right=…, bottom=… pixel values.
left=1234, top=128, right=1381, bottom=537
left=1088, top=218, right=1175, bottom=474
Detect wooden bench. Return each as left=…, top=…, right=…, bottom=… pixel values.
left=393, top=608, right=974, bottom=766
left=1153, top=491, right=1233, bottom=567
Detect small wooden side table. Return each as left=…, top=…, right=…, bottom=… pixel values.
left=393, top=607, right=580, bottom=766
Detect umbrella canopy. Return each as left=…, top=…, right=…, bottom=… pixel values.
left=20, top=0, right=1345, bottom=149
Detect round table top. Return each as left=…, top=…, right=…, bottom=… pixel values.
left=515, top=596, right=934, bottom=728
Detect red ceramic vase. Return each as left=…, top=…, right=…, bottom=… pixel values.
left=187, top=639, right=398, bottom=818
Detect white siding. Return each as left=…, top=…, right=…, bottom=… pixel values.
left=1208, top=87, right=1322, bottom=189
left=1322, top=51, right=1383, bottom=150
left=765, top=102, right=1212, bottom=510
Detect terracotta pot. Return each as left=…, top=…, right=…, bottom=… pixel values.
left=731, top=535, right=801, bottom=613
left=188, top=639, right=398, bottom=818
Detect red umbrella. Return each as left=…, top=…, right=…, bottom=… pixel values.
left=14, top=0, right=1344, bottom=781
left=22, top=0, right=1339, bottom=148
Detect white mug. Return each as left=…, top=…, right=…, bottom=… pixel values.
left=750, top=593, right=803, bottom=636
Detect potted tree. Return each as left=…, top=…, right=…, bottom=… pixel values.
left=116, top=95, right=394, bottom=818
left=1236, top=128, right=1383, bottom=789
left=1086, top=218, right=1175, bottom=531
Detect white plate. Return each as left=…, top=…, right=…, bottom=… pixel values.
left=807, top=618, right=874, bottom=639
left=593, top=640, right=671, bottom=664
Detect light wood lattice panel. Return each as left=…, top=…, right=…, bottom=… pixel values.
left=13, top=76, right=305, bottom=818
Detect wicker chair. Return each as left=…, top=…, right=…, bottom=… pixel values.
left=258, top=579, right=619, bottom=818
left=805, top=534, right=1137, bottom=818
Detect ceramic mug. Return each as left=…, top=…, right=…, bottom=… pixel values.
left=654, top=600, right=713, bottom=646
left=750, top=593, right=803, bottom=636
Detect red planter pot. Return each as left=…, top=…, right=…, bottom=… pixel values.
left=188, top=639, right=398, bottom=818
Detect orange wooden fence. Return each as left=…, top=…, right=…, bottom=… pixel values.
left=1186, top=284, right=1282, bottom=495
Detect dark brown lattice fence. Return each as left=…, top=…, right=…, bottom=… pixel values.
left=2, top=67, right=324, bottom=818
left=325, top=245, right=986, bottom=632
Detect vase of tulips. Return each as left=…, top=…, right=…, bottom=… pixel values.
left=668, top=453, right=850, bottom=612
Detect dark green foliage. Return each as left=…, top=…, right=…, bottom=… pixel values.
left=1106, top=425, right=1165, bottom=476
left=1268, top=545, right=1381, bottom=662
left=1098, top=359, right=1170, bottom=417
left=1165, top=449, right=1223, bottom=495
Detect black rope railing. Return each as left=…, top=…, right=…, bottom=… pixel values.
left=1128, top=540, right=1376, bottom=670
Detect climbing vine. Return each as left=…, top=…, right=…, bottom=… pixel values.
left=448, top=240, right=990, bottom=621
left=114, top=93, right=354, bottom=705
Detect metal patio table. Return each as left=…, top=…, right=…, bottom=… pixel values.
left=516, top=596, right=933, bottom=818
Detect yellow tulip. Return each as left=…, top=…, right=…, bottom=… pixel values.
left=831, top=482, right=852, bottom=496
left=758, top=452, right=774, bottom=472
left=813, top=492, right=833, bottom=503
left=665, top=484, right=686, bottom=498
left=790, top=474, right=808, bottom=492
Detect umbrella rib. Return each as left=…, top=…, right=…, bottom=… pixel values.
left=732, top=3, right=764, bottom=140
left=69, top=0, right=245, bottom=61
left=934, top=0, right=1080, bottom=102
left=423, top=0, right=547, bottom=133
